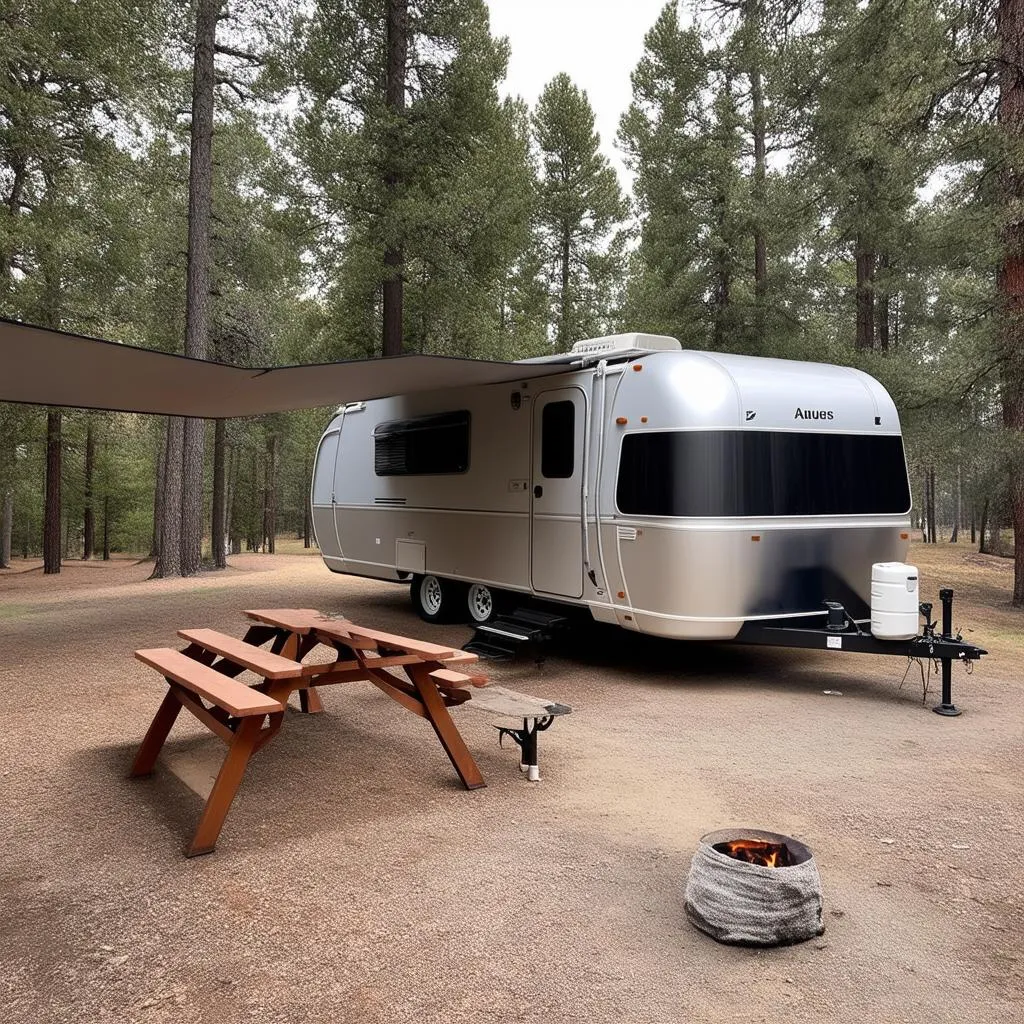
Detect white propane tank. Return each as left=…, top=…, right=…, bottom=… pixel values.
left=870, top=562, right=920, bottom=640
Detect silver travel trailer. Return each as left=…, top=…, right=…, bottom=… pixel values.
left=310, top=333, right=914, bottom=641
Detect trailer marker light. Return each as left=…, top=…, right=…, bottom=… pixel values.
left=751, top=535, right=761, bottom=542
left=900, top=532, right=909, bottom=540
left=633, top=364, right=643, bottom=371
left=640, top=416, right=648, bottom=423
left=616, top=417, right=627, bottom=425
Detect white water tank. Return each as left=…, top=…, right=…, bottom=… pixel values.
left=870, top=562, right=920, bottom=640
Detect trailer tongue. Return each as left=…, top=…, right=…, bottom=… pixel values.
left=733, top=587, right=986, bottom=716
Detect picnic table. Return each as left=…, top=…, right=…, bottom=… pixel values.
left=131, top=609, right=489, bottom=856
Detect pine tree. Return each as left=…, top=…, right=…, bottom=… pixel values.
left=619, top=8, right=723, bottom=347
left=291, top=0, right=525, bottom=359
left=533, top=73, right=627, bottom=347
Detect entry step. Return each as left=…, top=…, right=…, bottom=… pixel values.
left=463, top=606, right=571, bottom=663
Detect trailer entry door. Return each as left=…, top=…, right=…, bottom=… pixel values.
left=531, top=388, right=585, bottom=598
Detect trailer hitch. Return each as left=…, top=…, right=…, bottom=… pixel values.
left=732, top=587, right=986, bottom=715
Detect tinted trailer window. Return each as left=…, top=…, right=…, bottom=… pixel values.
left=374, top=410, right=471, bottom=476
left=616, top=431, right=911, bottom=517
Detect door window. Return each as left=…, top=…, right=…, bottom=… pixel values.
left=541, top=400, right=575, bottom=479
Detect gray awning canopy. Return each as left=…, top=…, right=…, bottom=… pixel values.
left=0, top=318, right=555, bottom=417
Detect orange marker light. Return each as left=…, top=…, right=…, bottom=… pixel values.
left=640, top=416, right=648, bottom=423
left=751, top=535, right=761, bottom=542
left=617, top=591, right=625, bottom=599
left=616, top=417, right=628, bottom=425
left=633, top=363, right=643, bottom=371
left=900, top=532, right=909, bottom=540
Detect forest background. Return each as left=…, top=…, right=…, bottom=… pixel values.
left=3, top=0, right=1024, bottom=606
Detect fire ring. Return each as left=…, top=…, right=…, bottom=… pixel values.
left=684, top=829, right=825, bottom=947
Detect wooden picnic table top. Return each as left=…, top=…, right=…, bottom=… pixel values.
left=242, top=608, right=330, bottom=635
left=243, top=609, right=469, bottom=663
left=178, top=627, right=321, bottom=679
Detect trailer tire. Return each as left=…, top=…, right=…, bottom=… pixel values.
left=466, top=583, right=498, bottom=624
left=411, top=574, right=464, bottom=624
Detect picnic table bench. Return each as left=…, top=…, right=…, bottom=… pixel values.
left=131, top=610, right=490, bottom=856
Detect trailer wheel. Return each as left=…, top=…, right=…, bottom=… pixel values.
left=467, top=583, right=497, bottom=624
left=411, top=574, right=462, bottom=624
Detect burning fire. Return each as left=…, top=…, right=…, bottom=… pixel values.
left=713, top=838, right=795, bottom=868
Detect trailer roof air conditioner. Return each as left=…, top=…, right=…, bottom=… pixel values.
left=518, top=333, right=682, bottom=367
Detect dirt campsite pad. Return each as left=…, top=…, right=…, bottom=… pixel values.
left=1, top=544, right=1022, bottom=1023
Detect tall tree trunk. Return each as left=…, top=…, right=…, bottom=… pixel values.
left=999, top=0, right=1024, bottom=600
left=713, top=177, right=731, bottom=350
left=928, top=466, right=938, bottom=543
left=559, top=219, right=572, bottom=346
left=950, top=464, right=962, bottom=542
left=250, top=447, right=260, bottom=552
left=154, top=417, right=184, bottom=577
left=748, top=2, right=767, bottom=320
left=103, top=493, right=110, bottom=560
left=382, top=0, right=408, bottom=358
left=227, top=441, right=241, bottom=554
left=0, top=488, right=11, bottom=567
left=303, top=453, right=312, bottom=549
left=979, top=497, right=990, bottom=552
left=264, top=434, right=277, bottom=554
left=83, top=417, right=95, bottom=559
left=151, top=430, right=165, bottom=558
left=212, top=417, right=227, bottom=569
left=855, top=241, right=875, bottom=350
left=180, top=0, right=218, bottom=576
left=877, top=253, right=890, bottom=352
left=43, top=410, right=61, bottom=574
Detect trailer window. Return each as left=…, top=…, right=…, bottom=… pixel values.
left=541, top=400, right=575, bottom=478
left=374, top=410, right=470, bottom=476
left=616, top=431, right=911, bottom=517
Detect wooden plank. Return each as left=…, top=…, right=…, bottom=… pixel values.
left=178, top=628, right=316, bottom=679
left=429, top=668, right=472, bottom=686
left=440, top=650, right=480, bottom=664
left=135, top=648, right=284, bottom=717
left=429, top=667, right=488, bottom=689
left=243, top=608, right=334, bottom=634
left=341, top=625, right=458, bottom=659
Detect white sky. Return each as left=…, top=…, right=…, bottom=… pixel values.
left=486, top=0, right=674, bottom=188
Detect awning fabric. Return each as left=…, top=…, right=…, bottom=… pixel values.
left=0, top=318, right=556, bottom=417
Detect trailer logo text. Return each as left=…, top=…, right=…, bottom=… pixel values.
left=794, top=408, right=835, bottom=420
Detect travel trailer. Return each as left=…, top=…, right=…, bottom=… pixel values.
left=310, top=333, right=913, bottom=641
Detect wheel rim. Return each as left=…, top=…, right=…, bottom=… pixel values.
left=420, top=575, right=444, bottom=616
left=468, top=583, right=493, bottom=623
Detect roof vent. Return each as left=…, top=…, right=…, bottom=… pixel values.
left=569, top=333, right=681, bottom=357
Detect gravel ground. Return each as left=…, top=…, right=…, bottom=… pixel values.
left=1, top=545, right=1022, bottom=1024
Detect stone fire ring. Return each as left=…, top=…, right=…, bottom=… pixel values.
left=684, top=828, right=825, bottom=947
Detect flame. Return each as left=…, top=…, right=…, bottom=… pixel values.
left=713, top=838, right=794, bottom=868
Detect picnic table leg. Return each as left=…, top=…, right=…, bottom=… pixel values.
left=407, top=664, right=485, bottom=791
left=130, top=689, right=182, bottom=777
left=273, top=631, right=325, bottom=715
left=298, top=687, right=324, bottom=714
left=186, top=714, right=265, bottom=858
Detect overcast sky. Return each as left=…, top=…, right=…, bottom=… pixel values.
left=486, top=0, right=674, bottom=188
